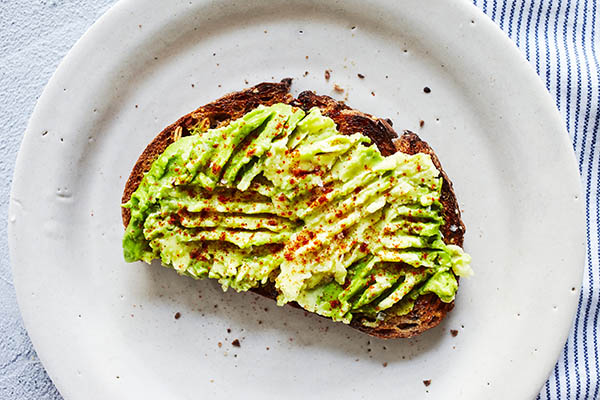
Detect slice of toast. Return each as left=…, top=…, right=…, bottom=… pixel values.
left=121, top=79, right=466, bottom=338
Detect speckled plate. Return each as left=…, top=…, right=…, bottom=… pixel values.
left=9, top=0, right=584, bottom=399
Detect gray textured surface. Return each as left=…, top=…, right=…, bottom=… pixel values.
left=0, top=1, right=116, bottom=398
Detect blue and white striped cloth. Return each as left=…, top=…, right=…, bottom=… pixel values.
left=473, top=0, right=600, bottom=398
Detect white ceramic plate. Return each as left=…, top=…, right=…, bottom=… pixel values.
left=9, top=0, right=585, bottom=399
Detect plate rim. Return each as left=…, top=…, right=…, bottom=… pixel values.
left=8, top=0, right=585, bottom=398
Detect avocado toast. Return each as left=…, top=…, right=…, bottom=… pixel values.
left=121, top=79, right=472, bottom=338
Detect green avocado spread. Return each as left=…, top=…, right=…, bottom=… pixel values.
left=123, top=103, right=472, bottom=324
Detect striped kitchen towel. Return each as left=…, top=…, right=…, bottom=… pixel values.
left=473, top=0, right=600, bottom=398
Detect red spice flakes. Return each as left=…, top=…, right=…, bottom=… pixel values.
left=423, top=86, right=431, bottom=93
left=211, top=163, right=222, bottom=175
left=190, top=248, right=207, bottom=261
left=217, top=195, right=228, bottom=203
left=417, top=164, right=422, bottom=171
left=423, top=380, right=432, bottom=387
left=329, top=300, right=341, bottom=309
left=246, top=148, right=256, bottom=157
left=174, top=312, right=181, bottom=320
left=450, top=329, right=459, bottom=337
left=419, top=120, right=425, bottom=128
left=232, top=339, right=241, bottom=347
left=324, top=69, right=331, bottom=80
left=359, top=242, right=368, bottom=253
left=317, top=195, right=328, bottom=205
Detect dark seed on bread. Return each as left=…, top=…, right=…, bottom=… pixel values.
left=121, top=79, right=466, bottom=338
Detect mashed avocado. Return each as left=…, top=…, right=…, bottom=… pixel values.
left=123, top=103, right=472, bottom=324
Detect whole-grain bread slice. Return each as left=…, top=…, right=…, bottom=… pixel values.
left=121, top=79, right=466, bottom=339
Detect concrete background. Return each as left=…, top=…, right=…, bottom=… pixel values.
left=0, top=2, right=115, bottom=398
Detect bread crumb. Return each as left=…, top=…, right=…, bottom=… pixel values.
left=423, top=380, right=431, bottom=387
left=450, top=329, right=459, bottom=337
left=191, top=84, right=195, bottom=88
left=218, top=342, right=222, bottom=348
left=419, top=120, right=425, bottom=128
left=423, top=86, right=431, bottom=93
left=382, top=362, right=388, bottom=367
left=370, top=91, right=375, bottom=96
left=174, top=312, right=181, bottom=319
left=324, top=70, right=331, bottom=80
left=303, top=71, right=309, bottom=77
left=333, top=84, right=344, bottom=93
left=357, top=73, right=365, bottom=79
left=227, top=328, right=231, bottom=333
left=232, top=339, right=241, bottom=347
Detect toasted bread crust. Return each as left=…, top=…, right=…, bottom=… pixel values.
left=121, top=80, right=466, bottom=338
